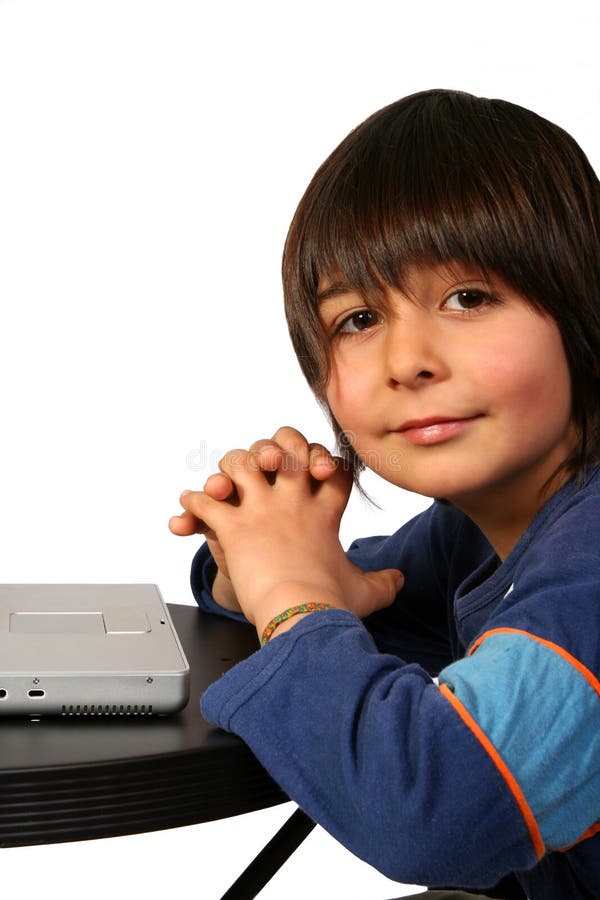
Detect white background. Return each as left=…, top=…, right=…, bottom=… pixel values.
left=0, top=1, right=598, bottom=897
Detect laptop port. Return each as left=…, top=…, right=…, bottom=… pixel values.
left=28, top=689, right=45, bottom=698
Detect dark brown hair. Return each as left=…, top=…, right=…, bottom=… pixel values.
left=282, top=89, right=600, bottom=486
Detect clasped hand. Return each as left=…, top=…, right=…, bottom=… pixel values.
left=169, top=427, right=404, bottom=640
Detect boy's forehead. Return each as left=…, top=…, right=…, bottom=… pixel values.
left=316, top=279, right=356, bottom=303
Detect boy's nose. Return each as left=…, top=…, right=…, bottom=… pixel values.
left=383, top=313, right=449, bottom=388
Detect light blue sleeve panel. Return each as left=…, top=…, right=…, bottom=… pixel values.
left=439, top=630, right=600, bottom=850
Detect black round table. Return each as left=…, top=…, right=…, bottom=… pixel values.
left=0, top=604, right=288, bottom=848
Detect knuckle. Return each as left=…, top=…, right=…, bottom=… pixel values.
left=273, top=427, right=311, bottom=468
left=246, top=452, right=262, bottom=472
left=204, top=472, right=228, bottom=491
left=218, top=449, right=249, bottom=472
left=248, top=440, right=283, bottom=469
left=308, top=442, right=332, bottom=460
left=248, top=438, right=274, bottom=454
left=273, top=425, right=308, bottom=449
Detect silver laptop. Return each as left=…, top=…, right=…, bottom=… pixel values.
left=0, top=584, right=190, bottom=716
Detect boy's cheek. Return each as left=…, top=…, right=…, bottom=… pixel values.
left=326, top=371, right=373, bottom=426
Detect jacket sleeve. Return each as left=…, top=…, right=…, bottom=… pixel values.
left=200, top=609, right=537, bottom=888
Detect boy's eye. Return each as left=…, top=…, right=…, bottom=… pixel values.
left=335, top=309, right=381, bottom=335
left=444, top=289, right=491, bottom=312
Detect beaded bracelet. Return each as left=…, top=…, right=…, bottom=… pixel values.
left=260, top=602, right=332, bottom=646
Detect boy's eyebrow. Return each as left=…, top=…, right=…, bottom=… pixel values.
left=316, top=281, right=355, bottom=304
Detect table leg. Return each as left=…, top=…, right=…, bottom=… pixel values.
left=220, top=807, right=316, bottom=899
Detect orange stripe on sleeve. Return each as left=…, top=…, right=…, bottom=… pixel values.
left=469, top=628, right=600, bottom=700
left=439, top=682, right=545, bottom=860
left=561, top=821, right=600, bottom=852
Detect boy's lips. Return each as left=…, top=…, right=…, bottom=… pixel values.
left=394, top=414, right=483, bottom=445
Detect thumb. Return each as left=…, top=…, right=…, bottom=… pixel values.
left=317, top=457, right=354, bottom=517
left=361, top=568, right=405, bottom=611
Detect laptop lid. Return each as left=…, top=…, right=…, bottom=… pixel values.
left=0, top=584, right=190, bottom=716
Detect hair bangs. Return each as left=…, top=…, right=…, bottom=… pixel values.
left=288, top=91, right=565, bottom=322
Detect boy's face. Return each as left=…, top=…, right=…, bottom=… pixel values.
left=320, top=262, right=577, bottom=528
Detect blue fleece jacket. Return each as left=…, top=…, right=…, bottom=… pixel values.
left=193, top=468, right=600, bottom=898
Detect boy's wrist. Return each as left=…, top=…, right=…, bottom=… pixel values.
left=253, top=584, right=343, bottom=642
left=265, top=611, right=313, bottom=641
left=212, top=570, right=242, bottom=612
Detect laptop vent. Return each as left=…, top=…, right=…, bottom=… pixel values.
left=61, top=704, right=153, bottom=717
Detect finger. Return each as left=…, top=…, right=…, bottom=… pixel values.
left=270, top=426, right=311, bottom=469
left=263, top=426, right=314, bottom=487
left=249, top=435, right=333, bottom=486
left=247, top=439, right=285, bottom=472
left=168, top=509, right=205, bottom=536
left=217, top=450, right=268, bottom=500
left=308, top=443, right=338, bottom=481
left=311, top=458, right=354, bottom=518
left=361, top=568, right=405, bottom=612
left=179, top=488, right=229, bottom=532
left=204, top=472, right=236, bottom=501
